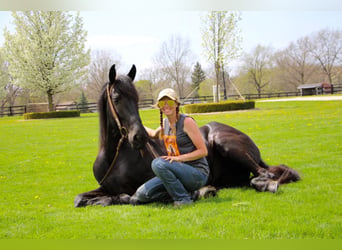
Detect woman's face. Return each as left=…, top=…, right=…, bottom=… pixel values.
left=158, top=97, right=177, bottom=116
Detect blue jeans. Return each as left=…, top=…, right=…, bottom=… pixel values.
left=135, top=158, right=208, bottom=203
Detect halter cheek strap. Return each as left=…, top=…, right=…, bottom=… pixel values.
left=106, top=84, right=128, bottom=137
left=100, top=84, right=159, bottom=185
left=99, top=85, right=128, bottom=185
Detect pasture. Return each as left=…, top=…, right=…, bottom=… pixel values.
left=0, top=100, right=341, bottom=239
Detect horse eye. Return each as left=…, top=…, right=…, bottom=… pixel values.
left=112, top=93, right=120, bottom=104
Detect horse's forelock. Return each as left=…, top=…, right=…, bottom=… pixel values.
left=114, top=75, right=139, bottom=103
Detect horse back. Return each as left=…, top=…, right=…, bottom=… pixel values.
left=200, top=121, right=259, bottom=151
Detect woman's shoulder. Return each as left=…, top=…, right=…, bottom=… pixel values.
left=183, top=115, right=197, bottom=128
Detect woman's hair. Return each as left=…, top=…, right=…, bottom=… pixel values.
left=159, top=105, right=179, bottom=139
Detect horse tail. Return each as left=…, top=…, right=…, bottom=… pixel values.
left=268, top=165, right=301, bottom=184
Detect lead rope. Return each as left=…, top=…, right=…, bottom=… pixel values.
left=99, top=85, right=128, bottom=185
left=146, top=141, right=159, bottom=158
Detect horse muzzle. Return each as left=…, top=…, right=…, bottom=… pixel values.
left=128, top=129, right=148, bottom=150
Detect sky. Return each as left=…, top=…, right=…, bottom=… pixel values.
left=1, top=1, right=342, bottom=77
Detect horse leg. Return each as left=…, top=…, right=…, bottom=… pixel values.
left=74, top=187, right=130, bottom=207
left=192, top=185, right=217, bottom=201
left=220, top=148, right=277, bottom=192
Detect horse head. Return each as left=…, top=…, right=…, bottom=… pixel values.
left=106, top=64, right=148, bottom=150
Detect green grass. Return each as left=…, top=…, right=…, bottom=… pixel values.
left=0, top=101, right=341, bottom=239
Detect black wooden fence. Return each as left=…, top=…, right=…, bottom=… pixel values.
left=0, top=105, right=27, bottom=117
left=1, top=84, right=342, bottom=117
left=55, top=103, right=98, bottom=113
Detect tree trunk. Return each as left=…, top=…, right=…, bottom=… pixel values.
left=222, top=65, right=227, bottom=100
left=215, top=61, right=220, bottom=102
left=47, top=92, right=54, bottom=112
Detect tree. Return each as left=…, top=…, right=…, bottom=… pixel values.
left=135, top=80, right=154, bottom=100
left=86, top=49, right=122, bottom=102
left=3, top=11, right=90, bottom=111
left=201, top=11, right=241, bottom=101
left=78, top=90, right=88, bottom=113
left=0, top=50, right=20, bottom=110
left=153, top=34, right=193, bottom=98
left=308, top=28, right=342, bottom=84
left=191, top=62, right=206, bottom=97
left=243, top=45, right=274, bottom=98
left=275, top=36, right=317, bottom=90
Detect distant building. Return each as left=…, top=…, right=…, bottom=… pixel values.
left=297, top=82, right=333, bottom=96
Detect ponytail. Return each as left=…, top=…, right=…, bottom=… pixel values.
left=159, top=109, right=164, bottom=139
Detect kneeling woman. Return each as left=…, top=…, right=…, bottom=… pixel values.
left=130, top=88, right=210, bottom=206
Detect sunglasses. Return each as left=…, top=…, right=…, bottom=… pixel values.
left=157, top=100, right=176, bottom=108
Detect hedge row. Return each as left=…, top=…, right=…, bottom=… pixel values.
left=23, top=110, right=80, bottom=120
left=183, top=100, right=255, bottom=114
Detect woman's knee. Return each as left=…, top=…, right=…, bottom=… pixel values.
left=151, top=158, right=167, bottom=174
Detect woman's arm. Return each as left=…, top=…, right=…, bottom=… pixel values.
left=144, top=126, right=161, bottom=139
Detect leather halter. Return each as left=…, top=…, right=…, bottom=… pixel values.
left=98, top=84, right=159, bottom=185
left=105, top=84, right=128, bottom=138
left=98, top=84, right=128, bottom=185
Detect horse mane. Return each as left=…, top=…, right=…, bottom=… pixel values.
left=97, top=75, right=139, bottom=149
left=98, top=85, right=108, bottom=149
left=115, top=75, right=139, bottom=103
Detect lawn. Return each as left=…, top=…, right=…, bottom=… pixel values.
left=0, top=100, right=341, bottom=239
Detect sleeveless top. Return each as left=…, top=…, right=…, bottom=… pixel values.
left=163, top=114, right=210, bottom=176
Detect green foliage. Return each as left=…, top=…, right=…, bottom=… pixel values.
left=0, top=101, right=341, bottom=239
left=78, top=91, right=88, bottom=113
left=183, top=100, right=255, bottom=113
left=0, top=52, right=10, bottom=103
left=191, top=62, right=206, bottom=97
left=198, top=78, right=216, bottom=96
left=3, top=11, right=90, bottom=111
left=23, top=110, right=80, bottom=119
left=135, top=80, right=153, bottom=99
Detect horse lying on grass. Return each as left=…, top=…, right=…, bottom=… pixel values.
left=74, top=65, right=300, bottom=207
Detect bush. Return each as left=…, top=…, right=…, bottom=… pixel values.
left=183, top=100, right=255, bottom=114
left=23, top=110, right=80, bottom=120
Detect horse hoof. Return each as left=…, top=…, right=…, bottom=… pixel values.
left=267, top=181, right=279, bottom=193
left=198, top=185, right=217, bottom=199
left=119, top=193, right=131, bottom=204
left=74, top=194, right=86, bottom=208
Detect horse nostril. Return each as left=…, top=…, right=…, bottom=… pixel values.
left=133, top=134, right=147, bottom=149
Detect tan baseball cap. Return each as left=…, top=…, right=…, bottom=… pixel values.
left=157, top=88, right=180, bottom=103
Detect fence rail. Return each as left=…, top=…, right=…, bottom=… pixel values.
left=55, top=103, right=98, bottom=113
left=1, top=84, right=342, bottom=117
left=0, top=105, right=26, bottom=117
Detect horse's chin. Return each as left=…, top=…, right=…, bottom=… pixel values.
left=129, top=131, right=148, bottom=150
left=131, top=139, right=147, bottom=150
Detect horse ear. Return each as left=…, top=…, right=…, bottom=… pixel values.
left=127, top=65, right=136, bottom=81
left=109, top=64, right=116, bottom=84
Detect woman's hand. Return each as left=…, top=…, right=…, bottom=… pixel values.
left=161, top=155, right=182, bottom=163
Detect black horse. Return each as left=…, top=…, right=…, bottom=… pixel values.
left=74, top=65, right=300, bottom=207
